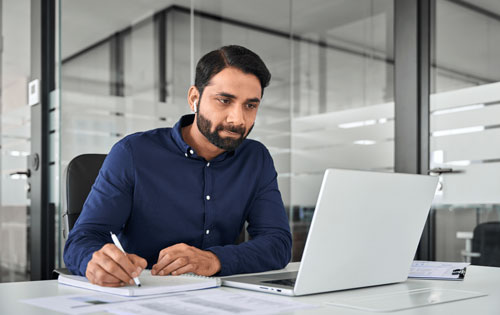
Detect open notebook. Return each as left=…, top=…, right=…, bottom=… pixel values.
left=58, top=270, right=221, bottom=296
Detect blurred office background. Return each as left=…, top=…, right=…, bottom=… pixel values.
left=1, top=0, right=500, bottom=282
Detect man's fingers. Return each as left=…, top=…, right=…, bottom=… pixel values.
left=128, top=254, right=147, bottom=270
left=171, top=263, right=195, bottom=276
left=86, top=244, right=148, bottom=287
left=102, top=244, right=139, bottom=278
left=87, top=263, right=125, bottom=287
left=158, top=256, right=189, bottom=276
left=152, top=252, right=175, bottom=275
left=152, top=244, right=189, bottom=275
left=93, top=250, right=135, bottom=285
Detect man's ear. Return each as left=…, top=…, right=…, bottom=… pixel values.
left=187, top=86, right=200, bottom=113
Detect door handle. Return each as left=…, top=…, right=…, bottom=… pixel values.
left=9, top=170, right=31, bottom=178
left=428, top=167, right=464, bottom=175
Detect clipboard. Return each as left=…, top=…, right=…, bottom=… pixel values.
left=409, top=260, right=470, bottom=280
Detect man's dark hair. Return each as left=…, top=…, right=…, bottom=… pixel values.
left=194, top=45, right=271, bottom=98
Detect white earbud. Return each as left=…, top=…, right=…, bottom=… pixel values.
left=193, top=100, right=198, bottom=113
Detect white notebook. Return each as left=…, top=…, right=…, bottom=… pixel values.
left=58, top=270, right=221, bottom=296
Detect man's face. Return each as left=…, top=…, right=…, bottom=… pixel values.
left=196, top=67, right=261, bottom=151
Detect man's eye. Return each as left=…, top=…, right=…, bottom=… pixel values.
left=219, top=98, right=229, bottom=104
left=247, top=103, right=257, bottom=109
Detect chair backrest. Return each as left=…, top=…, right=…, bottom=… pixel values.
left=63, top=154, right=107, bottom=236
left=471, top=221, right=500, bottom=267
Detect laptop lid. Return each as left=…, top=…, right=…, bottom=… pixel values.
left=222, top=169, right=438, bottom=296
left=293, top=168, right=438, bottom=295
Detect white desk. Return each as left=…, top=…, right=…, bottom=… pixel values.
left=1, top=263, right=499, bottom=314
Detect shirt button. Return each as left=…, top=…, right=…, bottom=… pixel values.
left=189, top=149, right=194, bottom=155
left=184, top=153, right=188, bottom=157
left=206, top=229, right=210, bottom=235
left=206, top=162, right=210, bottom=167
left=206, top=195, right=211, bottom=200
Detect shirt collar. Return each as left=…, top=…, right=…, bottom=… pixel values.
left=171, top=114, right=237, bottom=161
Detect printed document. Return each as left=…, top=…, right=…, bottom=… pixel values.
left=22, top=288, right=315, bottom=314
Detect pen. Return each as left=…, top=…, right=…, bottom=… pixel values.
left=110, top=231, right=141, bottom=287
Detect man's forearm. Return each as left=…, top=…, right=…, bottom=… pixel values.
left=206, top=230, right=292, bottom=276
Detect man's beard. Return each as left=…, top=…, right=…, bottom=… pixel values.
left=196, top=109, right=254, bottom=151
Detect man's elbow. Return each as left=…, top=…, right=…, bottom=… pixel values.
left=275, top=230, right=292, bottom=269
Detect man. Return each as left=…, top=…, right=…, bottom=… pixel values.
left=64, top=45, right=292, bottom=287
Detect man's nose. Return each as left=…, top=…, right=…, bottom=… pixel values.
left=227, top=104, right=245, bottom=126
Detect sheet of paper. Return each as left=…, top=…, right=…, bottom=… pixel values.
left=409, top=261, right=470, bottom=280
left=22, top=289, right=315, bottom=315
left=22, top=292, right=144, bottom=314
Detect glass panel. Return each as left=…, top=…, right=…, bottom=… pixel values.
left=431, top=0, right=500, bottom=266
left=59, top=0, right=394, bottom=267
left=191, top=0, right=293, bottom=246
left=290, top=0, right=394, bottom=260
left=59, top=2, right=190, bottom=269
left=0, top=0, right=31, bottom=282
left=192, top=0, right=394, bottom=260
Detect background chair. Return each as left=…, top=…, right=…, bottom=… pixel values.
left=471, top=221, right=500, bottom=267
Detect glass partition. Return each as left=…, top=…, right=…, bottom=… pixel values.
left=58, top=0, right=394, bottom=265
left=0, top=0, right=31, bottom=282
left=290, top=0, right=394, bottom=259
left=430, top=0, right=500, bottom=265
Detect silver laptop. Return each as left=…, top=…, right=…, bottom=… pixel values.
left=222, top=168, right=438, bottom=296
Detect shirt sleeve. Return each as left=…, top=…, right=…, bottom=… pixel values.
left=206, top=146, right=292, bottom=276
left=63, top=140, right=135, bottom=276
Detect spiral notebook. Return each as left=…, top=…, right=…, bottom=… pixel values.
left=58, top=270, right=221, bottom=296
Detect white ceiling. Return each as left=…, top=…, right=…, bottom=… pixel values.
left=2, top=0, right=500, bottom=89
left=61, top=0, right=178, bottom=59
left=61, top=0, right=393, bottom=60
left=59, top=0, right=500, bottom=85
left=462, top=0, right=500, bottom=16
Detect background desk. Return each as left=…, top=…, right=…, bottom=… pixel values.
left=1, top=263, right=499, bottom=314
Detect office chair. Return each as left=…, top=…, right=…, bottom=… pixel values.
left=55, top=154, right=106, bottom=277
left=62, top=154, right=107, bottom=238
left=471, top=221, right=500, bottom=267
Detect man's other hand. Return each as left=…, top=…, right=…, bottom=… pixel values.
left=86, top=243, right=147, bottom=287
left=151, top=243, right=221, bottom=276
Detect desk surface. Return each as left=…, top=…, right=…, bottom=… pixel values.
left=1, top=263, right=499, bottom=314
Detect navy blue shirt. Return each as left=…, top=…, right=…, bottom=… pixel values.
left=63, top=114, right=292, bottom=276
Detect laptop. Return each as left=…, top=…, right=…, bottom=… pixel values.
left=222, top=168, right=439, bottom=296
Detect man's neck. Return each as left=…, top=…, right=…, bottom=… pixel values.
left=181, top=119, right=225, bottom=161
